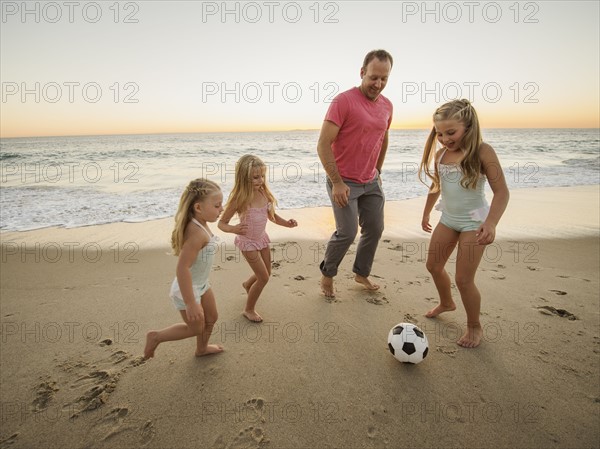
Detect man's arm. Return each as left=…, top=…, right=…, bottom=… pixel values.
left=317, top=120, right=350, bottom=207
left=375, top=130, right=389, bottom=174
left=317, top=120, right=342, bottom=183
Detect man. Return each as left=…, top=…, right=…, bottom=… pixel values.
left=317, top=49, right=393, bottom=298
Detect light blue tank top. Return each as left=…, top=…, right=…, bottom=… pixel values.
left=436, top=149, right=489, bottom=220
left=189, top=218, right=217, bottom=287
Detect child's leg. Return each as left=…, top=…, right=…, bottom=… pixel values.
left=425, top=223, right=460, bottom=318
left=242, top=274, right=256, bottom=294
left=144, top=308, right=205, bottom=359
left=454, top=231, right=486, bottom=348
left=241, top=247, right=271, bottom=322
left=194, top=288, right=224, bottom=356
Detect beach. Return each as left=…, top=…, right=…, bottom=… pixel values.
left=0, top=185, right=598, bottom=449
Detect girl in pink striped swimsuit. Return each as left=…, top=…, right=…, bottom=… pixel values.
left=219, top=155, right=298, bottom=322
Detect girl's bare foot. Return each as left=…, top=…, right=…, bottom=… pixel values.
left=144, top=331, right=160, bottom=359
left=195, top=344, right=224, bottom=357
left=425, top=303, right=457, bottom=318
left=320, top=276, right=335, bottom=298
left=457, top=324, right=483, bottom=348
left=243, top=311, right=263, bottom=322
left=355, top=274, right=379, bottom=290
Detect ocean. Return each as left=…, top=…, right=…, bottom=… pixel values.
left=1, top=129, right=598, bottom=232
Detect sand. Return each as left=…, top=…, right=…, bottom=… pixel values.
left=0, top=185, right=598, bottom=449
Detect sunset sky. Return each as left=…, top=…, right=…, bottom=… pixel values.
left=1, top=1, right=599, bottom=137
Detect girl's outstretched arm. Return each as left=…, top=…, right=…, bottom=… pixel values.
left=271, top=213, right=298, bottom=228
left=477, top=143, right=510, bottom=245
left=218, top=201, right=248, bottom=235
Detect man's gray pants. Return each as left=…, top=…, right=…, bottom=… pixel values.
left=319, top=175, right=385, bottom=278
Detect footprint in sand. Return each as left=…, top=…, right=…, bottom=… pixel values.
left=437, top=346, right=458, bottom=357
left=482, top=268, right=506, bottom=280
left=70, top=370, right=120, bottom=415
left=31, top=379, right=60, bottom=412
left=367, top=425, right=377, bottom=438
left=108, top=350, right=129, bottom=364
left=140, top=420, right=156, bottom=446
left=366, top=296, right=389, bottom=306
left=549, top=289, right=567, bottom=295
left=557, top=275, right=591, bottom=282
left=535, top=349, right=550, bottom=364
left=536, top=305, right=578, bottom=320
left=216, top=426, right=267, bottom=449
left=245, top=398, right=266, bottom=423
left=51, top=347, right=146, bottom=418
left=403, top=313, right=417, bottom=324
left=0, top=433, right=19, bottom=449
left=83, top=407, right=155, bottom=449
left=30, top=346, right=155, bottom=448
left=365, top=407, right=390, bottom=447
left=245, top=398, right=264, bottom=410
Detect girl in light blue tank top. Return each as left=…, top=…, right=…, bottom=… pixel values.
left=144, top=179, right=226, bottom=359
left=418, top=100, right=510, bottom=349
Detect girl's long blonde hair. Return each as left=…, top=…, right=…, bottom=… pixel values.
left=171, top=178, right=221, bottom=256
left=419, top=99, right=483, bottom=192
left=225, top=154, right=277, bottom=220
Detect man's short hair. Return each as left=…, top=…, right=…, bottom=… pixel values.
left=362, top=49, right=393, bottom=69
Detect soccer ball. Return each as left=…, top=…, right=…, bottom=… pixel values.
left=387, top=323, right=429, bottom=364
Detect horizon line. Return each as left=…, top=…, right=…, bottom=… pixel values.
left=1, top=126, right=599, bottom=140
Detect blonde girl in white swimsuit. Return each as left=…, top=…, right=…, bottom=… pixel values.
left=144, top=179, right=225, bottom=359
left=419, top=99, right=510, bottom=348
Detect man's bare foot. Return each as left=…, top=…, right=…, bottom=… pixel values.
left=144, top=331, right=160, bottom=359
left=425, top=303, right=457, bottom=318
left=321, top=275, right=335, bottom=298
left=457, top=324, right=483, bottom=348
left=354, top=274, right=379, bottom=291
left=195, top=344, right=224, bottom=357
left=243, top=310, right=263, bottom=322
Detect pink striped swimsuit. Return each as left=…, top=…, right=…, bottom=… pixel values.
left=234, top=203, right=271, bottom=251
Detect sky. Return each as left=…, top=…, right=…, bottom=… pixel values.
left=1, top=1, right=599, bottom=138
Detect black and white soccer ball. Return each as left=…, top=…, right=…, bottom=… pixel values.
left=387, top=323, right=429, bottom=364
